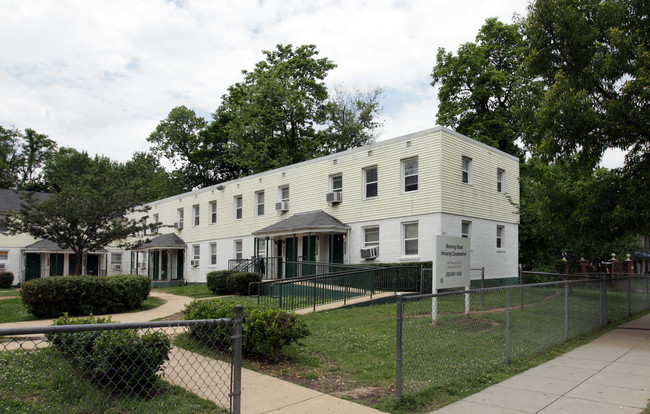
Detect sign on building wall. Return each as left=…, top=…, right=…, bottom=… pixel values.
left=433, top=235, right=470, bottom=290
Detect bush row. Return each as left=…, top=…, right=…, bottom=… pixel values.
left=46, top=314, right=171, bottom=392
left=206, top=271, right=261, bottom=295
left=0, top=272, right=14, bottom=289
left=21, top=274, right=151, bottom=318
left=184, top=299, right=309, bottom=360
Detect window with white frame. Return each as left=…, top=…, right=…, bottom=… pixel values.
left=279, top=186, right=289, bottom=202
left=209, top=201, right=217, bottom=224
left=0, top=251, right=7, bottom=261
left=364, top=227, right=379, bottom=248
left=462, top=221, right=471, bottom=238
left=330, top=174, right=342, bottom=192
left=462, top=157, right=472, bottom=184
left=497, top=169, right=505, bottom=193
left=142, top=217, right=147, bottom=235
left=364, top=166, right=378, bottom=198
left=193, top=244, right=200, bottom=261
left=234, top=240, right=243, bottom=260
left=177, top=208, right=184, bottom=227
left=193, top=204, right=200, bottom=226
left=152, top=213, right=159, bottom=234
left=496, top=225, right=504, bottom=249
left=403, top=157, right=418, bottom=192
left=234, top=196, right=242, bottom=220
left=210, top=242, right=217, bottom=265
left=111, top=253, right=122, bottom=270
left=403, top=222, right=419, bottom=256
left=256, top=191, right=265, bottom=216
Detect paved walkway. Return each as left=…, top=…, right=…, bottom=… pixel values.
left=433, top=313, right=650, bottom=413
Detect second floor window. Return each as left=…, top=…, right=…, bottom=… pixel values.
left=497, top=169, right=505, bottom=193
left=364, top=166, right=378, bottom=198
left=193, top=205, right=200, bottom=226
left=331, top=174, right=342, bottom=192
left=403, top=158, right=418, bottom=192
left=177, top=208, right=184, bottom=227
left=234, top=196, right=242, bottom=220
left=209, top=201, right=217, bottom=223
left=256, top=191, right=265, bottom=216
left=462, top=157, right=472, bottom=184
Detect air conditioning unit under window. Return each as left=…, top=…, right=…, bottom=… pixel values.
left=111, top=264, right=121, bottom=271
left=174, top=221, right=184, bottom=230
left=326, top=191, right=342, bottom=204
left=191, top=259, right=200, bottom=267
left=138, top=262, right=146, bottom=269
left=360, top=246, right=379, bottom=260
left=275, top=201, right=289, bottom=212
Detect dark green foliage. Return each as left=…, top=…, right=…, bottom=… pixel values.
left=226, top=272, right=261, bottom=295
left=20, top=274, right=151, bottom=318
left=47, top=314, right=171, bottom=392
left=184, top=299, right=309, bottom=360
left=206, top=270, right=232, bottom=294
left=0, top=272, right=14, bottom=288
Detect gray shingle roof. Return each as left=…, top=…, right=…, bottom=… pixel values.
left=0, top=189, right=50, bottom=213
left=136, top=232, right=187, bottom=250
left=252, top=210, right=349, bottom=237
left=23, top=239, right=108, bottom=253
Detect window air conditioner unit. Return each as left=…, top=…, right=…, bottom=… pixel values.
left=275, top=201, right=289, bottom=212
left=360, top=246, right=379, bottom=260
left=191, top=259, right=200, bottom=267
left=174, top=221, right=184, bottom=230
left=326, top=191, right=342, bottom=204
left=138, top=262, right=146, bottom=269
left=111, top=264, right=121, bottom=271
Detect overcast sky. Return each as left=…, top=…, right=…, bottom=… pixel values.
left=0, top=0, right=626, bottom=169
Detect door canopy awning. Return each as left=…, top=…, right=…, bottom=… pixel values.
left=252, top=210, right=350, bottom=238
left=23, top=239, right=107, bottom=254
left=136, top=233, right=187, bottom=250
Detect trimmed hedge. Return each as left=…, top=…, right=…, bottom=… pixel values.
left=21, top=274, right=151, bottom=318
left=206, top=271, right=261, bottom=295
left=0, top=272, right=14, bottom=289
left=184, top=299, right=309, bottom=360
left=227, top=272, right=261, bottom=295
left=46, top=314, right=171, bottom=392
left=206, top=270, right=232, bottom=294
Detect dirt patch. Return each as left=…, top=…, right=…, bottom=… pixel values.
left=159, top=312, right=184, bottom=321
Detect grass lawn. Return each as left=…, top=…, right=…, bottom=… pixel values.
left=153, top=285, right=217, bottom=299
left=0, top=348, right=224, bottom=413
left=0, top=295, right=164, bottom=324
left=0, top=289, right=20, bottom=297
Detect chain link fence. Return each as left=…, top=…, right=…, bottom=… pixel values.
left=395, top=275, right=650, bottom=400
left=0, top=311, right=243, bottom=413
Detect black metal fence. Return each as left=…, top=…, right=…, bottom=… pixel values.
left=252, top=266, right=419, bottom=311
left=0, top=313, right=243, bottom=413
left=395, top=275, right=650, bottom=401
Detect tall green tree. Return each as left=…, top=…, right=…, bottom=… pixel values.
left=2, top=148, right=149, bottom=274
left=521, top=0, right=650, bottom=243
left=214, top=44, right=383, bottom=175
left=120, top=152, right=182, bottom=203
left=431, top=18, right=531, bottom=157
left=0, top=126, right=56, bottom=190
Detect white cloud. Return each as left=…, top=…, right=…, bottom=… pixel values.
left=0, top=0, right=530, bottom=162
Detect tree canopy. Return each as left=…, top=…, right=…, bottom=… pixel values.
left=0, top=126, right=56, bottom=191
left=149, top=44, right=383, bottom=188
left=2, top=148, right=150, bottom=274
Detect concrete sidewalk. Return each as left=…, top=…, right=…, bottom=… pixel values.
left=434, top=313, right=650, bottom=413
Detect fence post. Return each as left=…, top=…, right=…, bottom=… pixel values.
left=396, top=294, right=403, bottom=402
left=564, top=282, right=569, bottom=341
left=519, top=264, right=524, bottom=310
left=627, top=277, right=632, bottom=316
left=506, top=288, right=511, bottom=364
left=232, top=305, right=243, bottom=414
left=646, top=278, right=649, bottom=310
left=313, top=280, right=317, bottom=312
left=465, top=286, right=470, bottom=315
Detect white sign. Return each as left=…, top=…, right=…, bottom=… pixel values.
left=433, top=235, right=470, bottom=290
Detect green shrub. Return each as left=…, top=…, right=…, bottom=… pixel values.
left=21, top=274, right=151, bottom=318
left=226, top=272, right=262, bottom=295
left=206, top=270, right=232, bottom=294
left=47, top=314, right=171, bottom=392
left=0, top=272, right=14, bottom=288
left=184, top=299, right=309, bottom=360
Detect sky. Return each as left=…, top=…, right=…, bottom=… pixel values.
left=0, top=0, right=625, bottom=169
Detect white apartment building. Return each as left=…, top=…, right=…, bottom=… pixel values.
left=123, top=127, right=520, bottom=286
